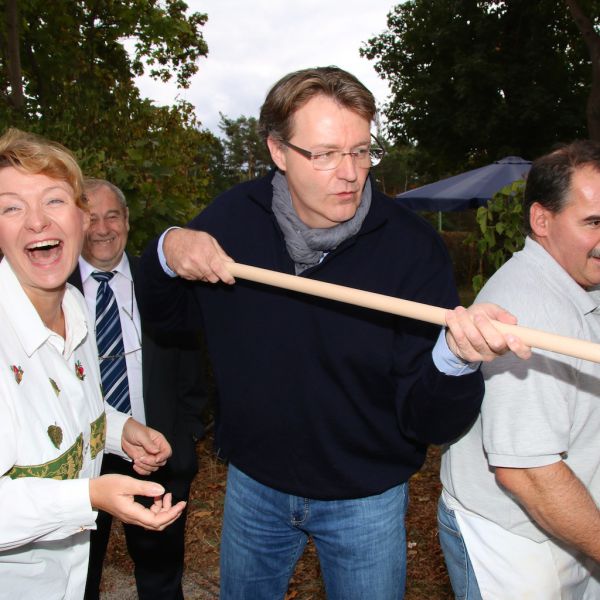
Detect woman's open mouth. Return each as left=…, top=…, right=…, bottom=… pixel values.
left=26, top=239, right=62, bottom=265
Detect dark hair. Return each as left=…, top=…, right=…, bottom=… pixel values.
left=524, top=140, right=600, bottom=234
left=258, top=66, right=377, bottom=143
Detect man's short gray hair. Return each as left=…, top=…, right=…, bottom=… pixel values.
left=83, top=178, right=127, bottom=209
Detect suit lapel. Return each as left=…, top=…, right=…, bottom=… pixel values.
left=68, top=264, right=84, bottom=294
left=128, top=254, right=153, bottom=396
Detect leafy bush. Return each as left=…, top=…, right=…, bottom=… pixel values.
left=469, top=180, right=526, bottom=294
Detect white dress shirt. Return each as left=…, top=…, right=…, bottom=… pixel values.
left=78, top=254, right=145, bottom=424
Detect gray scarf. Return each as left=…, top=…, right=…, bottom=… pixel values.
left=271, top=170, right=372, bottom=274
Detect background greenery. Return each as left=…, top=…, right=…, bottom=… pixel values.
left=1, top=0, right=598, bottom=272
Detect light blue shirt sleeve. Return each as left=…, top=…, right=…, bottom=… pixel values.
left=157, top=227, right=180, bottom=278
left=432, top=328, right=481, bottom=376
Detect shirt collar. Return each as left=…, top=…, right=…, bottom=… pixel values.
left=524, top=236, right=600, bottom=316
left=79, top=253, right=132, bottom=283
left=61, top=286, right=89, bottom=358
left=0, top=258, right=89, bottom=358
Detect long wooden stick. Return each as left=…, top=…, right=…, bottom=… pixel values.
left=226, top=262, right=600, bottom=364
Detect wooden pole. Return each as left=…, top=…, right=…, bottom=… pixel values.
left=226, top=262, right=600, bottom=364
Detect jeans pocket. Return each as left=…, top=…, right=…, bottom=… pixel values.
left=437, top=498, right=470, bottom=600
left=437, top=498, right=461, bottom=537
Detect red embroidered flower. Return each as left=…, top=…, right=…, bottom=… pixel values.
left=75, top=360, right=86, bottom=381
left=10, top=365, right=23, bottom=384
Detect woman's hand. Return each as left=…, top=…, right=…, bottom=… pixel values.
left=89, top=474, right=186, bottom=531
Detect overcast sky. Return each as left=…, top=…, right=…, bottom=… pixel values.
left=136, top=1, right=395, bottom=136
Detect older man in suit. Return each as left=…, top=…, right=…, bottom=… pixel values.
left=69, top=179, right=207, bottom=600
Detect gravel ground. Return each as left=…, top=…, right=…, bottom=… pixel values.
left=99, top=563, right=219, bottom=599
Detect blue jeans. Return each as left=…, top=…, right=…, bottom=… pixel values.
left=219, top=464, right=409, bottom=600
left=437, top=496, right=483, bottom=600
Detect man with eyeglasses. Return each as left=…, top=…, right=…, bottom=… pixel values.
left=69, top=179, right=208, bottom=600
left=137, top=66, right=529, bottom=599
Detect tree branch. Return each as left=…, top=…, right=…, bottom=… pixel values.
left=5, top=0, right=24, bottom=110
left=564, top=0, right=600, bottom=140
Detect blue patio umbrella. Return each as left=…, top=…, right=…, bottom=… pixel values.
left=395, top=156, right=532, bottom=212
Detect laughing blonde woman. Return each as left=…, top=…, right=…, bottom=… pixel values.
left=0, top=128, right=186, bottom=599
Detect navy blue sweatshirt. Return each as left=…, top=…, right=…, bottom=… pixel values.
left=138, top=173, right=483, bottom=499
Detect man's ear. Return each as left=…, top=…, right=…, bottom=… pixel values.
left=529, top=202, right=550, bottom=238
left=81, top=209, right=91, bottom=233
left=267, top=136, right=287, bottom=172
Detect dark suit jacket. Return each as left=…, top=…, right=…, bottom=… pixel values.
left=69, top=255, right=207, bottom=498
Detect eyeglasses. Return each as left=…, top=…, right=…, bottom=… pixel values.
left=280, top=134, right=385, bottom=171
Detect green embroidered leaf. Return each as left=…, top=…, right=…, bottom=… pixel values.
left=49, top=378, right=60, bottom=396
left=47, top=424, right=63, bottom=449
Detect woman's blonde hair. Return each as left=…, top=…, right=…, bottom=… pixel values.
left=0, top=128, right=86, bottom=209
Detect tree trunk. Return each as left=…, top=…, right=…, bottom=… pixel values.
left=5, top=0, right=25, bottom=111
left=565, top=0, right=600, bottom=140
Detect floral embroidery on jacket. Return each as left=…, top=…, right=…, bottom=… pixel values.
left=49, top=378, right=60, bottom=396
left=90, top=412, right=106, bottom=459
left=47, top=424, right=63, bottom=449
left=5, top=434, right=84, bottom=480
left=10, top=365, right=23, bottom=384
left=74, top=360, right=85, bottom=381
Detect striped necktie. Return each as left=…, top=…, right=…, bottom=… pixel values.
left=91, top=271, right=131, bottom=414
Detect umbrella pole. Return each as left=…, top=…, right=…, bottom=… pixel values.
left=438, top=211, right=443, bottom=231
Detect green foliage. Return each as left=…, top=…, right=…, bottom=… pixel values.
left=469, top=179, right=526, bottom=294
left=370, top=140, right=420, bottom=197
left=218, top=114, right=273, bottom=184
left=0, top=0, right=223, bottom=251
left=361, top=0, right=590, bottom=177
left=0, top=0, right=208, bottom=135
left=81, top=101, right=222, bottom=253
